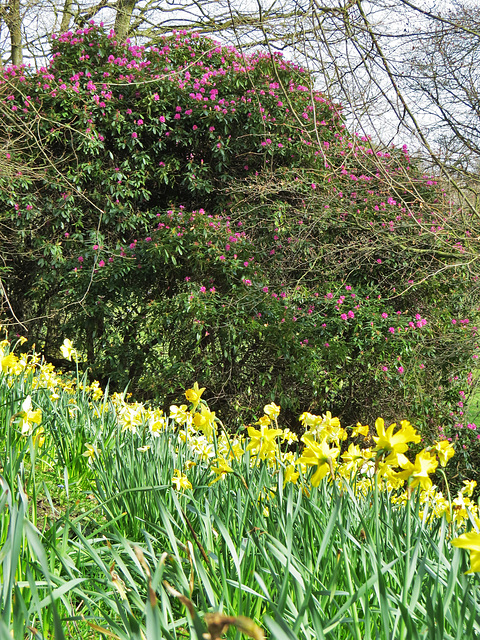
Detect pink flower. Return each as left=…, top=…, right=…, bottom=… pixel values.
left=159, top=116, right=166, bottom=123
left=382, top=366, right=388, bottom=372
left=388, top=327, right=395, bottom=334
left=398, top=366, right=404, bottom=374
left=99, top=260, right=105, bottom=267
left=131, top=132, right=137, bottom=138
left=200, top=286, right=206, bottom=293
left=347, top=310, right=355, bottom=319
left=419, top=363, right=425, bottom=370
left=78, top=256, right=84, bottom=262
left=376, top=259, right=382, bottom=264
left=262, top=286, right=268, bottom=293
left=93, top=244, right=99, bottom=250
left=324, top=342, right=329, bottom=347
left=341, top=313, right=348, bottom=320
left=381, top=312, right=388, bottom=319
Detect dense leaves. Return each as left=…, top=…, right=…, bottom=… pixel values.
left=1, top=24, right=479, bottom=452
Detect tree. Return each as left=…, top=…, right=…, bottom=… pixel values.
left=1, top=25, right=478, bottom=453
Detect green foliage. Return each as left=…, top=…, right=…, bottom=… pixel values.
left=1, top=23, right=479, bottom=443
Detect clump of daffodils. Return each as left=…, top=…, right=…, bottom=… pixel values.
left=2, top=336, right=478, bottom=546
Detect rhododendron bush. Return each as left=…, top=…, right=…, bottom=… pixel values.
left=1, top=24, right=479, bottom=465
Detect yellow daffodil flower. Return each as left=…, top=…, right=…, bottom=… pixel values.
left=352, top=422, right=369, bottom=437
left=258, top=415, right=271, bottom=427
left=171, top=469, right=192, bottom=491
left=169, top=404, right=191, bottom=425
left=452, top=531, right=480, bottom=573
left=246, top=424, right=282, bottom=460
left=1, top=352, right=19, bottom=374
left=433, top=439, right=455, bottom=466
left=19, top=395, right=42, bottom=436
left=209, top=457, right=233, bottom=485
left=185, top=382, right=205, bottom=409
left=264, top=402, right=280, bottom=420
left=83, top=443, right=98, bottom=465
left=283, top=465, right=300, bottom=486
left=372, top=417, right=421, bottom=462
left=60, top=338, right=77, bottom=361
left=281, top=428, right=298, bottom=444
left=296, top=435, right=339, bottom=486
left=193, top=404, right=216, bottom=439
left=33, top=427, right=45, bottom=448
left=149, top=409, right=166, bottom=436
left=462, top=480, right=477, bottom=497
left=340, top=443, right=373, bottom=478
left=400, top=450, right=438, bottom=491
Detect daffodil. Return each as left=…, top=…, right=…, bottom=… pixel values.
left=169, top=404, right=191, bottom=425
left=352, top=422, right=369, bottom=437
left=462, top=480, right=477, bottom=497
left=19, top=395, right=42, bottom=436
left=1, top=352, right=19, bottom=374
left=172, top=469, right=192, bottom=491
left=149, top=409, right=166, bottom=436
left=246, top=424, right=282, bottom=460
left=296, top=434, right=339, bottom=486
left=283, top=465, right=300, bottom=486
left=451, top=531, right=480, bottom=573
left=209, top=457, right=233, bottom=485
left=193, top=404, right=216, bottom=439
left=185, top=382, right=205, bottom=409
left=60, top=338, right=77, bottom=361
left=433, top=439, right=455, bottom=466
left=281, top=428, right=298, bottom=444
left=372, top=417, right=421, bottom=464
left=83, top=443, right=98, bottom=465
left=32, top=427, right=45, bottom=448
left=264, top=402, right=280, bottom=420
left=340, top=443, right=373, bottom=477
left=407, top=450, right=438, bottom=491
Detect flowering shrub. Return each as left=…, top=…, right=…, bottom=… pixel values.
left=1, top=24, right=479, bottom=465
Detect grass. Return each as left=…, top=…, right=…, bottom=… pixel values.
left=1, top=342, right=480, bottom=638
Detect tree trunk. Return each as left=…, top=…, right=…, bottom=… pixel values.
left=114, top=0, right=137, bottom=42
left=6, top=0, right=22, bottom=66
left=60, top=0, right=73, bottom=33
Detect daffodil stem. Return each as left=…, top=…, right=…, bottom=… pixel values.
left=339, top=499, right=362, bottom=640
left=400, top=488, right=411, bottom=640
